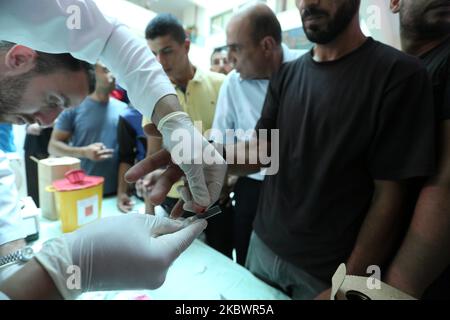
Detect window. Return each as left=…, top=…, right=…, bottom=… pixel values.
left=210, top=10, right=233, bottom=35
left=276, top=0, right=296, bottom=13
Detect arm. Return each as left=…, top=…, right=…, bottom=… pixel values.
left=0, top=259, right=63, bottom=300
left=0, top=214, right=207, bottom=300
left=48, top=129, right=82, bottom=158
left=346, top=68, right=437, bottom=278
left=346, top=180, right=409, bottom=276
left=385, top=120, right=450, bottom=298
left=225, top=139, right=270, bottom=177
left=48, top=129, right=113, bottom=161
left=314, top=68, right=438, bottom=300
left=0, top=0, right=177, bottom=124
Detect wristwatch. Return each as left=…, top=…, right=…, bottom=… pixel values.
left=0, top=247, right=34, bottom=269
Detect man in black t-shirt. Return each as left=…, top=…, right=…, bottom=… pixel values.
left=386, top=0, right=450, bottom=299
left=247, top=0, right=436, bottom=300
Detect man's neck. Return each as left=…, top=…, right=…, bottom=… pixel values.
left=266, top=46, right=284, bottom=78
left=90, top=91, right=110, bottom=104
left=173, top=62, right=196, bottom=88
left=400, top=28, right=449, bottom=57
left=312, top=16, right=367, bottom=62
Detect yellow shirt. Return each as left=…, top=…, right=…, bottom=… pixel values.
left=143, top=67, right=225, bottom=199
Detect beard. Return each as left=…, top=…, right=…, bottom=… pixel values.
left=0, top=71, right=31, bottom=116
left=400, top=1, right=450, bottom=38
left=302, top=0, right=360, bottom=44
left=0, top=51, right=94, bottom=120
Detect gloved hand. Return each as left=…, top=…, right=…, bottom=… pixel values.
left=35, top=214, right=207, bottom=300
left=157, top=111, right=227, bottom=213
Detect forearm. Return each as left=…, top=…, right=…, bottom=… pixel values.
left=0, top=258, right=63, bottom=300
left=0, top=239, right=26, bottom=256
left=346, top=181, right=407, bottom=276
left=151, top=95, right=182, bottom=126
left=117, top=162, right=132, bottom=195
left=223, top=139, right=267, bottom=177
left=385, top=183, right=450, bottom=298
left=227, top=163, right=262, bottom=176
left=48, top=140, right=85, bottom=159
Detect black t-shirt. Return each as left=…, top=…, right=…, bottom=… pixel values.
left=254, top=38, right=436, bottom=282
left=24, top=127, right=53, bottom=158
left=117, top=116, right=139, bottom=166
left=421, top=36, right=450, bottom=121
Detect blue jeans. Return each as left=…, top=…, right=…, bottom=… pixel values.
left=245, top=232, right=328, bottom=300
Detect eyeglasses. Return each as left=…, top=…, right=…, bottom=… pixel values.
left=45, top=93, right=70, bottom=110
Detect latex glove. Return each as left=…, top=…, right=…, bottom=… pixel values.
left=35, top=214, right=207, bottom=300
left=157, top=112, right=227, bottom=213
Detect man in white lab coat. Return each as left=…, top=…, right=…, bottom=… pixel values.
left=0, top=0, right=225, bottom=299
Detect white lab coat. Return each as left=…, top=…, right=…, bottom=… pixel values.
left=0, top=151, right=26, bottom=246
left=0, top=0, right=176, bottom=119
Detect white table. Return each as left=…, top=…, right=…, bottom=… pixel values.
left=34, top=196, right=290, bottom=300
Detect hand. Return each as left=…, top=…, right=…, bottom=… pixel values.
left=117, top=193, right=135, bottom=213
left=219, top=175, right=238, bottom=207
left=82, top=143, right=114, bottom=161
left=138, top=169, right=179, bottom=215
left=315, top=288, right=332, bottom=300
left=125, top=112, right=227, bottom=216
left=35, top=214, right=207, bottom=299
left=143, top=170, right=169, bottom=214
left=124, top=150, right=186, bottom=218
left=26, top=123, right=42, bottom=136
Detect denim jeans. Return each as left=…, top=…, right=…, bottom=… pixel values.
left=246, top=232, right=329, bottom=300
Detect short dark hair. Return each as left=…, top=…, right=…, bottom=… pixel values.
left=0, top=41, right=95, bottom=93
left=211, top=46, right=227, bottom=63
left=248, top=10, right=282, bottom=45
left=145, top=13, right=187, bottom=44
left=0, top=41, right=14, bottom=50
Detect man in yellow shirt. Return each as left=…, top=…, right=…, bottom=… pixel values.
left=141, top=14, right=232, bottom=258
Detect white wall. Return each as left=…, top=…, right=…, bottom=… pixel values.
left=94, top=0, right=156, bottom=37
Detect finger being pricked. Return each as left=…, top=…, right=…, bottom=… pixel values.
left=170, top=199, right=185, bottom=219
left=125, top=149, right=173, bottom=183
left=148, top=166, right=184, bottom=206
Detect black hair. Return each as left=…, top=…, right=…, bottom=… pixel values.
left=0, top=41, right=95, bottom=93
left=145, top=13, right=187, bottom=44
left=211, top=46, right=227, bottom=62
left=34, top=53, right=96, bottom=93
left=0, top=41, right=14, bottom=50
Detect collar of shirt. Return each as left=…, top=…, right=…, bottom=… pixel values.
left=237, top=44, right=306, bottom=82
left=175, top=66, right=205, bottom=91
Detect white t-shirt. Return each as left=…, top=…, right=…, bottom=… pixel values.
left=211, top=45, right=306, bottom=181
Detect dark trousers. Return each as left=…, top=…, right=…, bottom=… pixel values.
left=233, top=177, right=262, bottom=266
left=161, top=196, right=234, bottom=259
